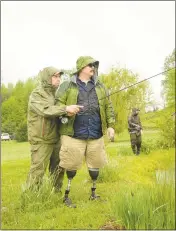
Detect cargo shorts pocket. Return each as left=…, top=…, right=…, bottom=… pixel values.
left=59, top=146, right=69, bottom=168
left=59, top=146, right=68, bottom=159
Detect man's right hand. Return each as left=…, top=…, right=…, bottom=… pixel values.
left=66, top=105, right=84, bottom=116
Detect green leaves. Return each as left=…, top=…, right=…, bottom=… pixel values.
left=162, top=49, right=175, bottom=107
left=100, top=67, right=149, bottom=133
left=1, top=77, right=36, bottom=141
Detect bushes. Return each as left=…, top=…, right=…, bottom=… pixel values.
left=141, top=139, right=159, bottom=154
left=141, top=136, right=174, bottom=155
left=158, top=114, right=175, bottom=148
left=141, top=109, right=175, bottom=153
left=15, top=121, right=28, bottom=142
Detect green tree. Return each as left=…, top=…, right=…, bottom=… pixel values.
left=1, top=83, right=14, bottom=102
left=100, top=67, right=150, bottom=133
left=15, top=120, right=28, bottom=142
left=162, top=49, right=175, bottom=107
left=1, top=77, right=36, bottom=141
left=158, top=49, right=175, bottom=148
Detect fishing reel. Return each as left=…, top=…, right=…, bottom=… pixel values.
left=59, top=116, right=69, bottom=124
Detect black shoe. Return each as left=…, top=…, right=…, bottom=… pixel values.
left=89, top=194, right=101, bottom=200
left=63, top=197, right=76, bottom=208
left=136, top=150, right=140, bottom=155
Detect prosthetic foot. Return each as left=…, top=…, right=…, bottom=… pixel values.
left=63, top=170, right=77, bottom=208
left=89, top=186, right=101, bottom=200
left=63, top=190, right=76, bottom=208
left=89, top=168, right=101, bottom=200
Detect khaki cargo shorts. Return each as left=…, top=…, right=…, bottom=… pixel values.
left=59, top=135, right=108, bottom=170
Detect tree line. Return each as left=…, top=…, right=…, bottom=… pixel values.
left=1, top=49, right=175, bottom=142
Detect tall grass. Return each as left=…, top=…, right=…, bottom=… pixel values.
left=110, top=182, right=175, bottom=230
left=1, top=135, right=175, bottom=229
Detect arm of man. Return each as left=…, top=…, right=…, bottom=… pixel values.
left=29, top=91, right=67, bottom=118
left=102, top=86, right=116, bottom=140
left=55, top=81, right=70, bottom=106
left=138, top=117, right=143, bottom=130
left=104, top=88, right=115, bottom=129
left=55, top=81, right=83, bottom=116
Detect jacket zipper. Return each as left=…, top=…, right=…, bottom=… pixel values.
left=42, top=117, right=46, bottom=137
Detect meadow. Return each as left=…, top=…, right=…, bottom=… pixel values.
left=1, top=125, right=175, bottom=230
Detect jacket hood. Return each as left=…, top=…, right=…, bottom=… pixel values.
left=132, top=108, right=140, bottom=115
left=38, top=67, right=63, bottom=89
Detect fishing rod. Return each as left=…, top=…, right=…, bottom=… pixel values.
left=60, top=67, right=175, bottom=124
left=99, top=67, right=175, bottom=101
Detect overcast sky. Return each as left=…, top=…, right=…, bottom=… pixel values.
left=1, top=1, right=175, bottom=103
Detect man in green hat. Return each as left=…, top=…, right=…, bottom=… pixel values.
left=55, top=56, right=115, bottom=207
left=26, top=67, right=83, bottom=192
left=128, top=108, right=143, bottom=155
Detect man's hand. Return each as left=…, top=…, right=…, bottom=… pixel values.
left=66, top=112, right=75, bottom=117
left=107, top=127, right=115, bottom=141
left=66, top=105, right=84, bottom=116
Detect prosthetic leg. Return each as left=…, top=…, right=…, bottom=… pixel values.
left=89, top=168, right=100, bottom=200
left=63, top=170, right=77, bottom=208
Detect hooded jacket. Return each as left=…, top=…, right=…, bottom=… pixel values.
left=27, top=67, right=66, bottom=144
left=55, top=56, right=115, bottom=136
left=128, top=108, right=142, bottom=134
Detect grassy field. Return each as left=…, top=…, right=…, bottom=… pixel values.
left=1, top=129, right=175, bottom=230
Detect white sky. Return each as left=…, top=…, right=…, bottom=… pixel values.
left=1, top=1, right=175, bottom=103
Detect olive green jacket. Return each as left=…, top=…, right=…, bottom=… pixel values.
left=27, top=67, right=66, bottom=144
left=55, top=75, right=115, bottom=136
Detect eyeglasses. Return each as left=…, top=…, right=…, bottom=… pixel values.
left=88, top=63, right=95, bottom=68
left=53, top=73, right=62, bottom=78
left=52, top=74, right=61, bottom=78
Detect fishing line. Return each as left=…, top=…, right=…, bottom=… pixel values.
left=99, top=67, right=175, bottom=101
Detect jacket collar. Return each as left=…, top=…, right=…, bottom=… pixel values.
left=70, top=74, right=100, bottom=85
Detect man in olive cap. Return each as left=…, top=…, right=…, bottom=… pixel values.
left=26, top=67, right=83, bottom=192
left=55, top=56, right=115, bottom=207
left=128, top=108, right=143, bottom=155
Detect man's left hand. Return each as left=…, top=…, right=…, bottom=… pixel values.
left=107, top=127, right=115, bottom=141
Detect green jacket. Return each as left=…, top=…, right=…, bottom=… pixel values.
left=27, top=67, right=66, bottom=144
left=128, top=110, right=142, bottom=135
left=55, top=75, right=115, bottom=136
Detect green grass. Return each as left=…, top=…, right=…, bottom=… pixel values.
left=1, top=140, right=30, bottom=161
left=1, top=131, right=175, bottom=230
left=110, top=182, right=175, bottom=230
left=115, top=129, right=159, bottom=142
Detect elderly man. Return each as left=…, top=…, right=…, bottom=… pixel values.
left=55, top=56, right=115, bottom=207
left=26, top=67, right=82, bottom=192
